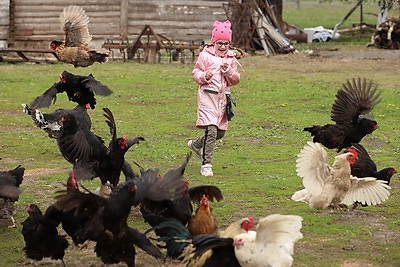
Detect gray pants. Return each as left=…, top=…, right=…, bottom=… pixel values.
left=192, top=125, right=225, bottom=165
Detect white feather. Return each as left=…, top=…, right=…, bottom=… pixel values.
left=295, top=142, right=331, bottom=197
left=234, top=214, right=303, bottom=267
left=291, top=188, right=311, bottom=203
left=341, top=176, right=391, bottom=205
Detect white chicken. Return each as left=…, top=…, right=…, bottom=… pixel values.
left=233, top=214, right=303, bottom=267
left=292, top=141, right=391, bottom=209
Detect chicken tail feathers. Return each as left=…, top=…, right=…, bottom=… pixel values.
left=126, top=227, right=163, bottom=259
left=88, top=50, right=109, bottom=64
left=145, top=217, right=191, bottom=259
left=188, top=185, right=223, bottom=203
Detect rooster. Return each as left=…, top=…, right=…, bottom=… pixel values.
left=188, top=194, right=218, bottom=236
left=347, top=143, right=397, bottom=184
left=233, top=214, right=303, bottom=267
left=69, top=108, right=144, bottom=188
left=304, top=77, right=382, bottom=151
left=21, top=204, right=69, bottom=266
left=0, top=165, right=25, bottom=228
left=50, top=5, right=108, bottom=67
left=52, top=156, right=189, bottom=266
left=292, top=141, right=391, bottom=209
left=146, top=215, right=254, bottom=267
left=30, top=71, right=112, bottom=109
left=346, top=143, right=397, bottom=209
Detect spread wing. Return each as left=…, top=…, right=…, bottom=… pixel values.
left=82, top=74, right=113, bottom=96
left=255, top=214, right=303, bottom=266
left=348, top=143, right=377, bottom=177
left=296, top=141, right=332, bottom=196
left=341, top=176, right=391, bottom=205
left=102, top=108, right=117, bottom=142
left=60, top=5, right=92, bottom=47
left=331, top=77, right=382, bottom=125
left=132, top=154, right=190, bottom=205
left=31, top=83, right=60, bottom=109
left=58, top=130, right=105, bottom=162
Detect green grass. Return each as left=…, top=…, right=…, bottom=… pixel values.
left=1, top=56, right=399, bottom=266
left=0, top=1, right=400, bottom=266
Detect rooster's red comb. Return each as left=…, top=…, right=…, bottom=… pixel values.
left=248, top=216, right=254, bottom=224
left=347, top=148, right=358, bottom=157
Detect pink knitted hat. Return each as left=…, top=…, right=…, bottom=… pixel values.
left=211, top=20, right=232, bottom=43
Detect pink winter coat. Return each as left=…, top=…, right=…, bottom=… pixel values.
left=192, top=45, right=240, bottom=130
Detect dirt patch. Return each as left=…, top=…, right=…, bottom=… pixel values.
left=315, top=47, right=400, bottom=60
left=332, top=209, right=400, bottom=245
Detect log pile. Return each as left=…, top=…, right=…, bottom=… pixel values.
left=223, top=0, right=296, bottom=55
left=367, top=17, right=400, bottom=49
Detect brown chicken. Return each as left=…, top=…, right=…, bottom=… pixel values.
left=50, top=5, right=108, bottom=67
left=188, top=194, right=218, bottom=236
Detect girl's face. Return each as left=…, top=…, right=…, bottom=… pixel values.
left=214, top=39, right=230, bottom=56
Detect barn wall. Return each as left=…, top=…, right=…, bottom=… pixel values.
left=9, top=0, right=230, bottom=49
left=11, top=0, right=121, bottom=48
left=0, top=0, right=9, bottom=46
left=128, top=0, right=230, bottom=43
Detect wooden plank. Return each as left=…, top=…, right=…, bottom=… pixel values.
left=14, top=0, right=115, bottom=5
left=14, top=12, right=120, bottom=19
left=0, top=58, right=58, bottom=64
left=0, top=47, right=57, bottom=53
left=0, top=18, right=9, bottom=25
left=120, top=0, right=128, bottom=39
left=130, top=0, right=227, bottom=8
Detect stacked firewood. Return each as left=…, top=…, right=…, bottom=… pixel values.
left=367, top=17, right=400, bottom=49
left=224, top=0, right=296, bottom=55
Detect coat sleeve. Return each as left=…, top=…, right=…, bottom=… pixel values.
left=221, top=57, right=240, bottom=87
left=192, top=52, right=209, bottom=85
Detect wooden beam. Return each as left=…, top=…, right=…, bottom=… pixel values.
left=120, top=0, right=128, bottom=40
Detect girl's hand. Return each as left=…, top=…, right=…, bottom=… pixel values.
left=205, top=71, right=213, bottom=80
left=221, top=63, right=229, bottom=71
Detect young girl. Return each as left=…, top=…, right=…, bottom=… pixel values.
left=188, top=20, right=241, bottom=176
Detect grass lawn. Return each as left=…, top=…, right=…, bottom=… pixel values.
left=0, top=1, right=400, bottom=266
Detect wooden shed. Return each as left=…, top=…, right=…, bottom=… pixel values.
left=1, top=0, right=233, bottom=49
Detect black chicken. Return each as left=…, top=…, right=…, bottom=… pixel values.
left=347, top=143, right=397, bottom=184
left=24, top=105, right=142, bottom=187
left=31, top=70, right=112, bottom=109
left=44, top=172, right=89, bottom=246
left=0, top=165, right=25, bottom=227
left=69, top=107, right=144, bottom=187
left=52, top=155, right=190, bottom=266
left=304, top=77, right=382, bottom=151
left=141, top=180, right=223, bottom=227
left=23, top=103, right=91, bottom=140
left=21, top=204, right=69, bottom=266
left=50, top=5, right=108, bottom=67
left=146, top=217, right=242, bottom=267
